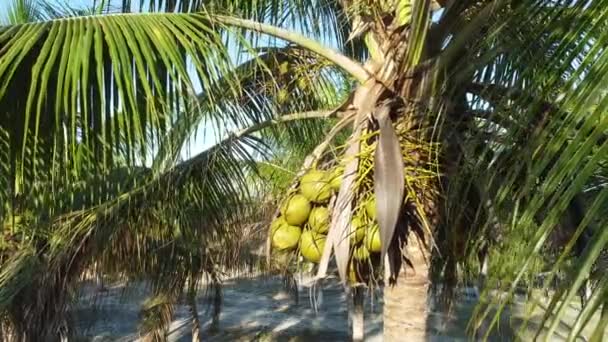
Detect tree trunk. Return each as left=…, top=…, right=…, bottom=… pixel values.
left=188, top=291, right=202, bottom=342
left=351, top=286, right=365, bottom=342
left=209, top=282, right=222, bottom=333
left=383, top=233, right=430, bottom=341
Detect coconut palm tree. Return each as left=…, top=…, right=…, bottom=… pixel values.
left=0, top=0, right=607, bottom=341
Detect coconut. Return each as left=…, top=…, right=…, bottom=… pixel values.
left=297, top=77, right=308, bottom=90
left=279, top=62, right=289, bottom=75
left=353, top=246, right=370, bottom=261
left=300, top=170, right=332, bottom=203
left=277, top=89, right=289, bottom=103
left=349, top=265, right=359, bottom=284
left=281, top=194, right=311, bottom=226
left=272, top=224, right=301, bottom=250
left=329, top=167, right=343, bottom=191
left=364, top=225, right=381, bottom=253
left=365, top=196, right=377, bottom=220
left=270, top=216, right=287, bottom=234
left=350, top=216, right=366, bottom=244
left=173, top=226, right=182, bottom=239
left=299, top=230, right=326, bottom=263
left=308, top=207, right=330, bottom=233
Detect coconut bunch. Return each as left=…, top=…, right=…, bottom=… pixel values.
left=339, top=134, right=384, bottom=286
left=269, top=104, right=440, bottom=287
left=266, top=132, right=376, bottom=286
left=269, top=167, right=341, bottom=267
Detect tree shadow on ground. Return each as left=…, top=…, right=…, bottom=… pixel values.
left=73, top=274, right=383, bottom=342
left=73, top=278, right=606, bottom=341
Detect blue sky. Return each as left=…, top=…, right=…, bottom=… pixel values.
left=1, top=0, right=90, bottom=23
left=1, top=0, right=14, bottom=21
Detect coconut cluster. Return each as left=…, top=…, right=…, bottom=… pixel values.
left=270, top=168, right=342, bottom=264
left=346, top=194, right=383, bottom=284
left=270, top=167, right=383, bottom=285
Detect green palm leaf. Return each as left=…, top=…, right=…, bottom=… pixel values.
left=436, top=1, right=608, bottom=339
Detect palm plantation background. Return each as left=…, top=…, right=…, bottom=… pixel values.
left=0, top=0, right=607, bottom=341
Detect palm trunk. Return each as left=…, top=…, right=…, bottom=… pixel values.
left=383, top=233, right=430, bottom=341
left=188, top=290, right=202, bottom=342
left=351, top=286, right=365, bottom=341
left=209, top=281, right=222, bottom=333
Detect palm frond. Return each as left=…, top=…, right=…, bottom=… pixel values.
left=436, top=1, right=608, bottom=338
left=0, top=92, right=341, bottom=338
left=139, top=293, right=175, bottom=341
left=3, top=0, right=42, bottom=25
left=0, top=10, right=368, bottom=223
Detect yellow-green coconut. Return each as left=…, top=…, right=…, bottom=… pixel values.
left=308, top=207, right=330, bottom=233
left=353, top=246, right=370, bottom=261
left=350, top=216, right=366, bottom=244
left=299, top=230, right=326, bottom=263
left=173, top=226, right=183, bottom=239
left=272, top=224, right=302, bottom=250
left=348, top=265, right=359, bottom=284
left=277, top=89, right=289, bottom=103
left=300, top=170, right=332, bottom=203
left=270, top=216, right=287, bottom=234
left=365, top=196, right=377, bottom=220
left=329, top=167, right=343, bottom=191
left=364, top=225, right=381, bottom=253
left=281, top=194, right=311, bottom=226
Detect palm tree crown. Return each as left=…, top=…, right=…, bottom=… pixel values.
left=0, top=0, right=606, bottom=340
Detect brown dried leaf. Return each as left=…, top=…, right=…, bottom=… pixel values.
left=316, top=80, right=384, bottom=283
left=373, top=104, right=405, bottom=262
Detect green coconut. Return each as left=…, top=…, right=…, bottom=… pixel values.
left=364, top=225, right=381, bottom=253
left=279, top=61, right=289, bottom=75
left=353, top=246, right=370, bottom=261
left=348, top=265, right=359, bottom=284
left=277, top=89, right=289, bottom=103
left=272, top=224, right=302, bottom=250
left=173, top=226, right=183, bottom=239
left=299, top=230, right=326, bottom=263
left=300, top=170, right=332, bottom=203
left=281, top=194, right=312, bottom=226
left=349, top=267, right=356, bottom=284
left=297, top=77, right=308, bottom=90
left=308, top=207, right=330, bottom=233
left=270, top=216, right=288, bottom=234
left=350, top=216, right=366, bottom=244
left=329, top=167, right=343, bottom=191
left=365, top=196, right=377, bottom=220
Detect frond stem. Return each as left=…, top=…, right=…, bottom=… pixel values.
left=212, top=15, right=371, bottom=83
left=226, top=110, right=334, bottom=141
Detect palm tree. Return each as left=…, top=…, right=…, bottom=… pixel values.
left=1, top=0, right=607, bottom=341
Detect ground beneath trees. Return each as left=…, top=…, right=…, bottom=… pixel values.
left=73, top=274, right=605, bottom=341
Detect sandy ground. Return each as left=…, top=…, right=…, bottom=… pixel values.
left=73, top=275, right=606, bottom=341
left=74, top=274, right=381, bottom=342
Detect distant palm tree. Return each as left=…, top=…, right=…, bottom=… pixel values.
left=0, top=0, right=607, bottom=341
